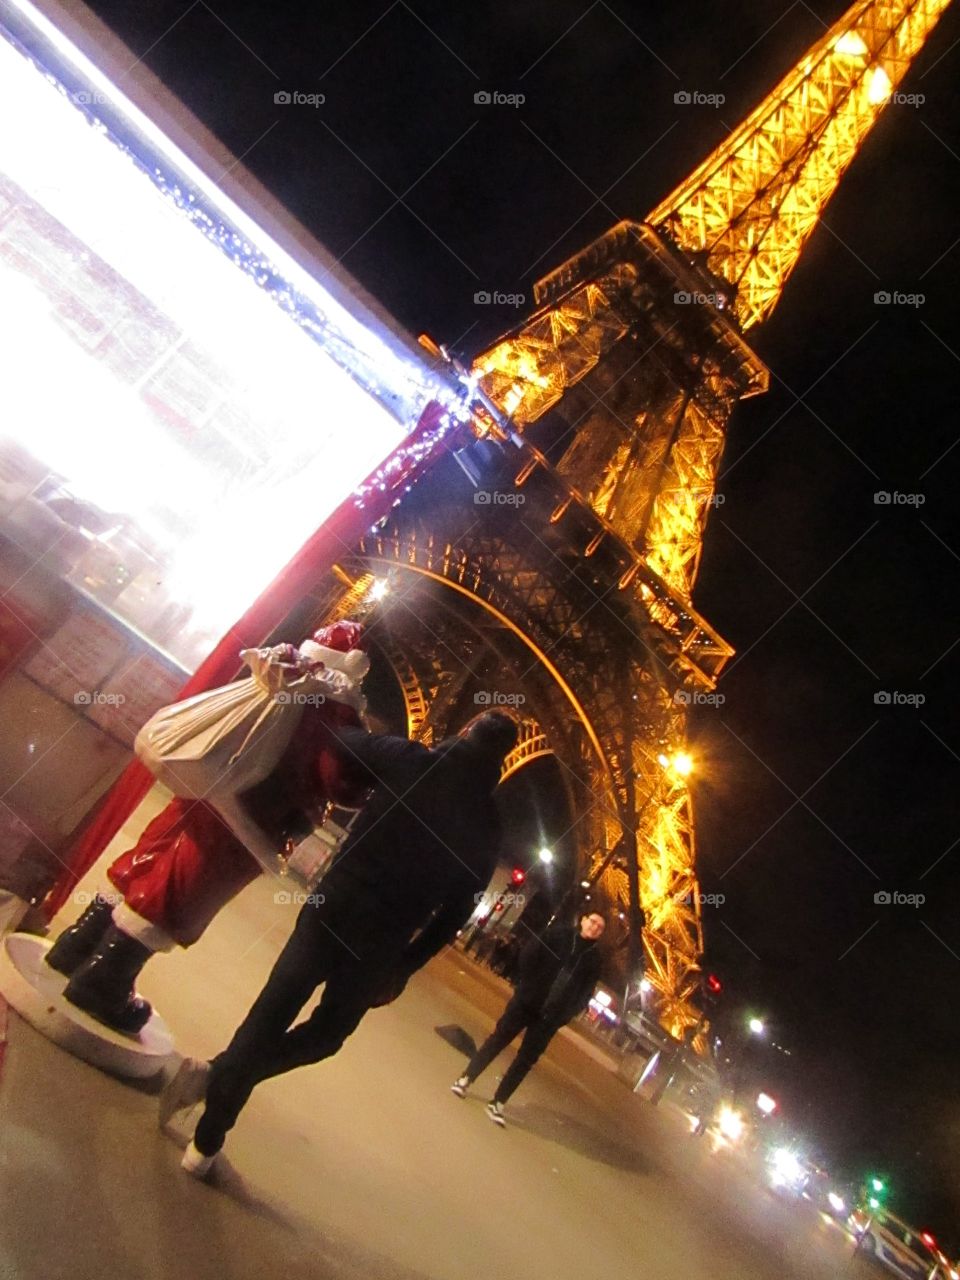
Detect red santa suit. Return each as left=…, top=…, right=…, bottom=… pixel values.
left=105, top=621, right=369, bottom=950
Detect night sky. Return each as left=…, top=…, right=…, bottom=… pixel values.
left=82, top=0, right=960, bottom=1232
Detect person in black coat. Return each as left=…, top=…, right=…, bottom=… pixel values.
left=165, top=711, right=518, bottom=1176
left=451, top=911, right=605, bottom=1126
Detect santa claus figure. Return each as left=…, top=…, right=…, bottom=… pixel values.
left=44, top=621, right=371, bottom=1034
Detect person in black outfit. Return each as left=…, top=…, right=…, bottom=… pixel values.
left=451, top=911, right=605, bottom=1126
left=163, top=711, right=518, bottom=1176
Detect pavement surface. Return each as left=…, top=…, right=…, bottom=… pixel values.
left=0, top=875, right=881, bottom=1280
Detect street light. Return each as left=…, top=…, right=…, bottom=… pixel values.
left=748, top=1017, right=765, bottom=1036
left=538, top=846, right=554, bottom=865
left=756, top=1092, right=777, bottom=1116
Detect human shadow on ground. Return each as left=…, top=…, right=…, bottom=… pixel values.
left=506, top=1101, right=652, bottom=1175
left=434, top=1023, right=477, bottom=1056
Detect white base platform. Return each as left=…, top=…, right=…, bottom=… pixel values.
left=0, top=933, right=175, bottom=1080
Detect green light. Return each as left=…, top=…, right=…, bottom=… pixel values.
left=871, top=1178, right=885, bottom=1193
left=868, top=1197, right=880, bottom=1209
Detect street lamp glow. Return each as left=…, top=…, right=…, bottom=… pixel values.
left=639, top=978, right=653, bottom=994
left=538, top=846, right=554, bottom=865
left=748, top=1017, right=765, bottom=1036
left=756, top=1092, right=777, bottom=1115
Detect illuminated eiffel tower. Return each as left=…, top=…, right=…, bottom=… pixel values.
left=309, top=0, right=950, bottom=1041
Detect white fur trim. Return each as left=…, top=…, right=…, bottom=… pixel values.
left=112, top=903, right=177, bottom=953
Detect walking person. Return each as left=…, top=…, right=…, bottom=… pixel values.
left=163, top=711, right=518, bottom=1176
left=451, top=910, right=605, bottom=1125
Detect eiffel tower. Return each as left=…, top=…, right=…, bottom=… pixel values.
left=303, top=0, right=950, bottom=1042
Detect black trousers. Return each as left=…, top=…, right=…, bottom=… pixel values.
left=464, top=993, right=560, bottom=1104
left=194, top=902, right=396, bottom=1155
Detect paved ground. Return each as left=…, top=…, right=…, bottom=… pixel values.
left=0, top=875, right=880, bottom=1280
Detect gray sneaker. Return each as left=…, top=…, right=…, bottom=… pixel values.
left=485, top=1101, right=506, bottom=1127
left=159, top=1057, right=211, bottom=1130
left=450, top=1075, right=470, bottom=1098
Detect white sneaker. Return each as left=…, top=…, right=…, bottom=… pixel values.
left=450, top=1076, right=470, bottom=1098
left=159, top=1057, right=211, bottom=1130
left=485, top=1101, right=506, bottom=1127
left=180, top=1140, right=217, bottom=1179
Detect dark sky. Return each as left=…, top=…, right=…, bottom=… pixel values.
left=82, top=0, right=960, bottom=1232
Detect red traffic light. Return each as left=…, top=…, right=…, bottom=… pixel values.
left=706, top=974, right=723, bottom=995
left=511, top=868, right=526, bottom=885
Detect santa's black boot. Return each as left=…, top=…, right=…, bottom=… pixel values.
left=64, top=926, right=153, bottom=1034
left=45, top=896, right=116, bottom=976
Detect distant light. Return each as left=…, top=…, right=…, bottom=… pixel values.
left=871, top=1177, right=885, bottom=1193
left=672, top=752, right=693, bottom=776
left=580, top=879, right=591, bottom=889
left=537, top=846, right=554, bottom=865
left=594, top=990, right=612, bottom=1007
left=772, top=1148, right=803, bottom=1185
left=920, top=1232, right=936, bottom=1250
left=717, top=1105, right=744, bottom=1143
left=867, top=65, right=892, bottom=104
left=828, top=1192, right=846, bottom=1214
left=834, top=32, right=869, bottom=57
left=368, top=578, right=389, bottom=601
left=756, top=1092, right=777, bottom=1115
left=639, top=978, right=652, bottom=994
left=868, top=1197, right=880, bottom=1210
left=748, top=1017, right=765, bottom=1036
left=657, top=753, right=670, bottom=768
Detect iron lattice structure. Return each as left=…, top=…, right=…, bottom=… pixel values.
left=311, top=0, right=949, bottom=1041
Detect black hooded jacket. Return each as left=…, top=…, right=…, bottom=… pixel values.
left=515, top=921, right=603, bottom=1026
left=316, top=726, right=503, bottom=968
